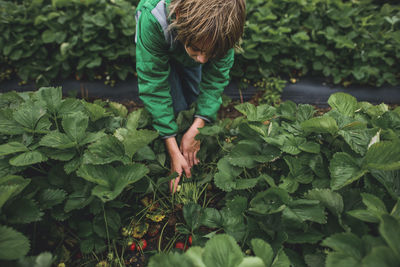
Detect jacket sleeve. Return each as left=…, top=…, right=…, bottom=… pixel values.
left=195, top=48, right=234, bottom=121
left=136, top=10, right=178, bottom=137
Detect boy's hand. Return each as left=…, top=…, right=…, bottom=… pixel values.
left=165, top=137, right=191, bottom=193
left=180, top=118, right=205, bottom=168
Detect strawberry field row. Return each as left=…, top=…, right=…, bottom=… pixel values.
left=0, top=87, right=399, bottom=266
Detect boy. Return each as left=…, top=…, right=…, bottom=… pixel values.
left=135, top=0, right=246, bottom=193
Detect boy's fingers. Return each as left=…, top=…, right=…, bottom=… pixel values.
left=184, top=165, right=191, bottom=178
left=194, top=151, right=199, bottom=165
left=183, top=152, right=189, bottom=166
left=188, top=153, right=194, bottom=168
left=170, top=177, right=179, bottom=193
left=173, top=178, right=179, bottom=193
left=170, top=171, right=181, bottom=193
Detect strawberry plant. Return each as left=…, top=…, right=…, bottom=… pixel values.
left=0, top=87, right=161, bottom=265
left=0, top=0, right=399, bottom=87
left=1, top=87, right=400, bottom=266
left=148, top=92, right=400, bottom=266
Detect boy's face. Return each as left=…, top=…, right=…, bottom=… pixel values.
left=184, top=42, right=211, bottom=64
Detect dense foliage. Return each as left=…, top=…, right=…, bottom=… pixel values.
left=0, top=87, right=163, bottom=266
left=1, top=87, right=400, bottom=266
left=0, top=0, right=399, bottom=86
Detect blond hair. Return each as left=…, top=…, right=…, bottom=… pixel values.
left=169, top=0, right=246, bottom=59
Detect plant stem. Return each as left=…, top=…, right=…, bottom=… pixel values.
left=102, top=204, right=112, bottom=254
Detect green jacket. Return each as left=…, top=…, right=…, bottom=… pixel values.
left=135, top=0, right=234, bottom=137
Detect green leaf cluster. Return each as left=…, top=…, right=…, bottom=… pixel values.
left=0, top=0, right=399, bottom=87
left=0, top=86, right=160, bottom=262
left=233, top=0, right=400, bottom=86
left=189, top=92, right=400, bottom=266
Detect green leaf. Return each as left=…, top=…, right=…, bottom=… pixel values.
left=38, top=189, right=67, bottom=209
left=325, top=252, right=361, bottom=267
left=0, top=176, right=30, bottom=206
left=339, top=128, right=379, bottom=156
left=6, top=198, right=44, bottom=224
left=283, top=199, right=327, bottom=224
left=362, top=246, right=400, bottom=267
left=251, top=238, right=273, bottom=266
left=82, top=101, right=109, bottom=122
left=0, top=142, right=28, bottom=156
left=235, top=178, right=259, bottom=190
left=227, top=142, right=259, bottom=168
left=64, top=184, right=94, bottom=212
left=249, top=188, right=290, bottom=215
left=93, top=209, right=121, bottom=238
left=13, top=101, right=48, bottom=131
left=214, top=158, right=243, bottom=192
left=59, top=98, right=85, bottom=117
left=271, top=249, right=291, bottom=267
left=238, top=257, right=265, bottom=267
left=117, top=129, right=158, bottom=159
left=200, top=208, right=222, bottom=228
left=42, top=29, right=57, bottom=43
left=17, top=252, right=54, bottom=267
left=0, top=225, right=30, bottom=260
left=0, top=110, right=24, bottom=135
left=278, top=101, right=297, bottom=121
left=185, top=247, right=206, bottom=267
left=361, top=193, right=387, bottom=214
left=286, top=228, right=324, bottom=244
left=305, top=188, right=344, bottom=216
left=281, top=136, right=305, bottom=155
left=347, top=210, right=380, bottom=223
left=301, top=116, right=339, bottom=135
left=109, top=102, right=128, bottom=118
left=329, top=152, right=367, bottom=190
left=77, top=163, right=148, bottom=202
left=370, top=170, right=400, bottom=199
left=62, top=112, right=89, bottom=143
left=9, top=151, right=48, bottom=166
left=202, top=234, right=243, bottom=267
left=148, top=252, right=194, bottom=267
left=235, top=103, right=276, bottom=122
left=224, top=196, right=247, bottom=217
left=284, top=156, right=314, bottom=184
left=40, top=131, right=75, bottom=149
left=83, top=136, right=126, bottom=165
left=304, top=253, right=325, bottom=267
left=365, top=141, right=400, bottom=171
left=126, top=109, right=147, bottom=130
left=322, top=233, right=365, bottom=260
left=328, top=92, right=358, bottom=117
left=64, top=156, right=82, bottom=174
left=183, top=202, right=203, bottom=231
left=37, top=87, right=62, bottom=114
left=220, top=207, right=246, bottom=241
left=79, top=131, right=107, bottom=146
left=296, top=104, right=316, bottom=122
left=298, top=141, right=320, bottom=154
left=92, top=13, right=107, bottom=27
left=379, top=215, right=400, bottom=256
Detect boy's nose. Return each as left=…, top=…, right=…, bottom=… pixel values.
left=196, top=54, right=208, bottom=64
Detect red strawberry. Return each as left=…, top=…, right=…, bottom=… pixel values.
left=188, top=235, right=192, bottom=245
left=129, top=243, right=136, bottom=251
left=138, top=239, right=147, bottom=250
left=175, top=241, right=185, bottom=250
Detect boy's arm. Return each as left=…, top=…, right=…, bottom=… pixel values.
left=195, top=48, right=235, bottom=122
left=136, top=10, right=178, bottom=137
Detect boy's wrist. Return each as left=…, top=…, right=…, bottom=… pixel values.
left=164, top=136, right=180, bottom=156
left=191, top=117, right=206, bottom=129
